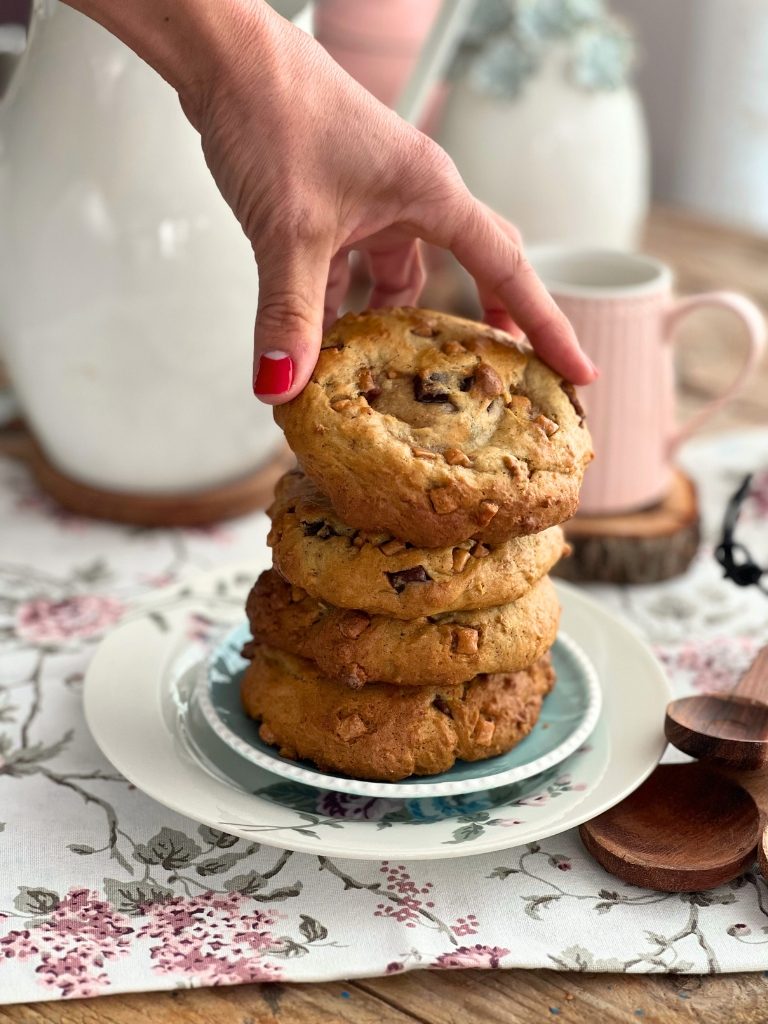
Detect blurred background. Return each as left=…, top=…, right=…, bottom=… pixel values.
left=616, top=0, right=768, bottom=235
left=4, top=0, right=767, bottom=232
left=0, top=0, right=765, bottom=514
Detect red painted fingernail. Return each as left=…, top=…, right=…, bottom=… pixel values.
left=254, top=351, right=293, bottom=396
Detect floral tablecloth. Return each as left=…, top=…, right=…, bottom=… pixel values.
left=1, top=431, right=767, bottom=1004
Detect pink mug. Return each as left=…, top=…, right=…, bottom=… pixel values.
left=529, top=248, right=767, bottom=516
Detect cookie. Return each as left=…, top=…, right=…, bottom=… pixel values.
left=274, top=308, right=593, bottom=548
left=268, top=470, right=568, bottom=619
left=241, top=644, right=556, bottom=781
left=244, top=569, right=560, bottom=688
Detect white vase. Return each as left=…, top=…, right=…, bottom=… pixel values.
left=436, top=47, right=649, bottom=249
left=0, top=2, right=281, bottom=494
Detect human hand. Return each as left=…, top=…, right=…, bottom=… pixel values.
left=63, top=0, right=597, bottom=402
left=180, top=3, right=597, bottom=402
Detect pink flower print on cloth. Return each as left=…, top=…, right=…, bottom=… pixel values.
left=433, top=944, right=511, bottom=969
left=0, top=888, right=133, bottom=1000
left=14, top=596, right=124, bottom=644
left=136, top=892, right=284, bottom=985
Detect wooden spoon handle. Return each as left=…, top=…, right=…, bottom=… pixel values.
left=734, top=646, right=768, bottom=703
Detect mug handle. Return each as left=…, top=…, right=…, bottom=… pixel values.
left=665, top=291, right=766, bottom=453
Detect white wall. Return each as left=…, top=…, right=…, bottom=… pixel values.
left=615, top=0, right=768, bottom=233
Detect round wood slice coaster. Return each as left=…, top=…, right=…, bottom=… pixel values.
left=0, top=426, right=295, bottom=528
left=579, top=763, right=760, bottom=892
left=554, top=469, right=700, bottom=584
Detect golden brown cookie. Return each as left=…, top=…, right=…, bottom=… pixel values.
left=268, top=471, right=568, bottom=619
left=241, top=644, right=556, bottom=781
left=274, top=308, right=593, bottom=548
left=244, top=569, right=560, bottom=688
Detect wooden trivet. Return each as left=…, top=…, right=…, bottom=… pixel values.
left=554, top=469, right=700, bottom=584
left=0, top=425, right=294, bottom=528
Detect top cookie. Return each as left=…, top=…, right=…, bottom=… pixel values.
left=274, top=308, right=593, bottom=547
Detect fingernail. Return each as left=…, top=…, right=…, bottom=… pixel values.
left=254, top=351, right=294, bottom=396
left=587, top=357, right=600, bottom=379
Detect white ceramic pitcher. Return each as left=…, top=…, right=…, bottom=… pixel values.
left=0, top=1, right=283, bottom=494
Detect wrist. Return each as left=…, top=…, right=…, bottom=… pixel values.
left=179, top=2, right=327, bottom=132
left=174, top=0, right=276, bottom=129
left=61, top=0, right=276, bottom=127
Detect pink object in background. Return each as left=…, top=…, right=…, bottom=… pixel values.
left=529, top=248, right=766, bottom=516
left=313, top=0, right=445, bottom=130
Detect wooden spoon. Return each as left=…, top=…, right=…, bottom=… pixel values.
left=579, top=762, right=760, bottom=892
left=665, top=646, right=768, bottom=769
left=760, top=826, right=768, bottom=882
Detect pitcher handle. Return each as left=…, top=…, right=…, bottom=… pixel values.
left=665, top=291, right=766, bottom=454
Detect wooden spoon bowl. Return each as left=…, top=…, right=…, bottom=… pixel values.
left=664, top=646, right=768, bottom=769
left=579, top=762, right=760, bottom=892
left=665, top=695, right=768, bottom=769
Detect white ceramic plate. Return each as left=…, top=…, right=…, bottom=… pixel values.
left=198, top=622, right=602, bottom=799
left=84, top=561, right=671, bottom=860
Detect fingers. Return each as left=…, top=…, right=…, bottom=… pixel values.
left=476, top=205, right=523, bottom=338
left=253, top=239, right=332, bottom=405
left=324, top=250, right=351, bottom=329
left=367, top=240, right=426, bottom=309
left=253, top=237, right=424, bottom=405
left=446, top=198, right=597, bottom=385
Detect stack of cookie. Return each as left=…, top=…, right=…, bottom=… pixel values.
left=241, top=308, right=593, bottom=782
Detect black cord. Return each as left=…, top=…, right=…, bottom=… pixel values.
left=714, top=473, right=768, bottom=594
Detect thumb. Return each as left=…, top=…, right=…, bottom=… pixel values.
left=253, top=245, right=331, bottom=405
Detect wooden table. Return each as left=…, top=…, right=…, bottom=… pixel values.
left=3, top=207, right=767, bottom=1023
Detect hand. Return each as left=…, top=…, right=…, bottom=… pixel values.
left=63, top=0, right=597, bottom=402
left=182, top=4, right=597, bottom=402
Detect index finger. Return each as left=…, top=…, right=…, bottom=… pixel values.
left=443, top=198, right=597, bottom=385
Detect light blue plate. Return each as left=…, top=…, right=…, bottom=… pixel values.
left=197, top=622, right=602, bottom=799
